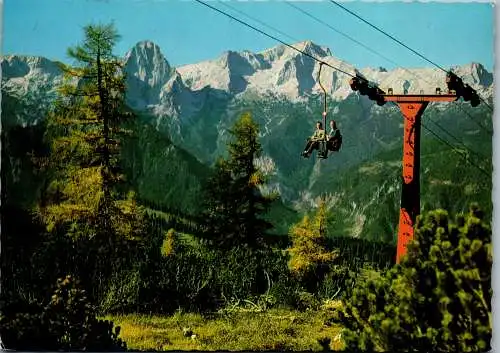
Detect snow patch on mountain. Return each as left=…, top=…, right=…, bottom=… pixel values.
left=178, top=41, right=493, bottom=103
left=178, top=41, right=356, bottom=101
left=358, top=63, right=493, bottom=96
left=2, top=39, right=494, bottom=130
left=1, top=55, right=63, bottom=96
left=1, top=55, right=66, bottom=125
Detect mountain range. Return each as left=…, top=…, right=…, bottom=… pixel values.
left=1, top=40, right=493, bottom=241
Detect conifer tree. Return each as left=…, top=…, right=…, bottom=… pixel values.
left=201, top=112, right=275, bottom=249
left=287, top=199, right=337, bottom=289
left=37, top=23, right=144, bottom=298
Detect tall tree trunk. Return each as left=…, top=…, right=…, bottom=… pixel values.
left=97, top=49, right=110, bottom=199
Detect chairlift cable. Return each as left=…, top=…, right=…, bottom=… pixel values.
left=455, top=104, right=493, bottom=135
left=382, top=101, right=490, bottom=178
left=425, top=116, right=487, bottom=160
left=284, top=1, right=492, bottom=149
left=327, top=0, right=493, bottom=111
left=421, top=121, right=491, bottom=179
left=194, top=0, right=357, bottom=78
left=217, top=0, right=301, bottom=44
left=285, top=1, right=402, bottom=70
left=195, top=0, right=487, bottom=170
left=328, top=0, right=448, bottom=73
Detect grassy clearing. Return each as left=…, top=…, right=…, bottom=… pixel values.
left=105, top=306, right=343, bottom=351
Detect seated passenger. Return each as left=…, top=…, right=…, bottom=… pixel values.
left=302, top=121, right=325, bottom=158
left=327, top=120, right=342, bottom=152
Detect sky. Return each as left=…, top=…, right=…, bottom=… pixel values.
left=2, top=0, right=495, bottom=72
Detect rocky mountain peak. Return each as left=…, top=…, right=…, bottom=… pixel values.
left=124, top=40, right=174, bottom=86
left=300, top=40, right=332, bottom=58
left=218, top=50, right=258, bottom=74
left=259, top=40, right=331, bottom=63
left=177, top=40, right=342, bottom=99
left=1, top=55, right=64, bottom=102
left=451, top=62, right=493, bottom=88
left=124, top=40, right=178, bottom=110
left=2, top=40, right=494, bottom=131
left=1, top=55, right=62, bottom=80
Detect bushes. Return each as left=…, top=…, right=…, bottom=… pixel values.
left=1, top=275, right=126, bottom=351
left=102, top=239, right=303, bottom=314
left=214, top=246, right=262, bottom=301
left=99, top=214, right=395, bottom=316
left=317, top=265, right=351, bottom=300
left=334, top=205, right=492, bottom=352
left=100, top=268, right=142, bottom=314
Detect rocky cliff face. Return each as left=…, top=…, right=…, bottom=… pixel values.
left=2, top=55, right=62, bottom=84
left=123, top=40, right=176, bottom=111
left=1, top=55, right=65, bottom=126
left=122, top=40, right=205, bottom=138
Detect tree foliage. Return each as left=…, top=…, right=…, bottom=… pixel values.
left=38, top=22, right=144, bottom=241
left=200, top=112, right=276, bottom=249
left=25, top=23, right=149, bottom=310
left=335, top=204, right=492, bottom=352
left=287, top=199, right=338, bottom=290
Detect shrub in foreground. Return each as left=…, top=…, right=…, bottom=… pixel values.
left=1, top=275, right=127, bottom=351
left=334, top=205, right=492, bottom=352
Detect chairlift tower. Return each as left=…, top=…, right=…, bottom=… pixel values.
left=349, top=72, right=480, bottom=264
left=383, top=89, right=457, bottom=263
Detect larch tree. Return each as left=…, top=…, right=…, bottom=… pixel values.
left=37, top=23, right=144, bottom=296
left=287, top=199, right=337, bottom=289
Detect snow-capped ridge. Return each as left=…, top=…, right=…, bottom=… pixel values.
left=259, top=40, right=332, bottom=62
left=177, top=39, right=493, bottom=101
left=451, top=62, right=493, bottom=87
left=1, top=55, right=62, bottom=80
left=178, top=40, right=347, bottom=100
left=298, top=40, right=332, bottom=58
left=1, top=40, right=494, bottom=127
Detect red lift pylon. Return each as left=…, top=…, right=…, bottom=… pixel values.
left=349, top=72, right=480, bottom=264
left=383, top=94, right=457, bottom=263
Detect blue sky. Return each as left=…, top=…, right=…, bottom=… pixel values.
left=3, top=0, right=495, bottom=71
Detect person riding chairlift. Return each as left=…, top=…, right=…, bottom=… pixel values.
left=301, top=121, right=325, bottom=158
left=302, top=119, right=342, bottom=158
left=327, top=120, right=342, bottom=152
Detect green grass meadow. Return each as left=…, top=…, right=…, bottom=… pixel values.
left=105, top=305, right=344, bottom=351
